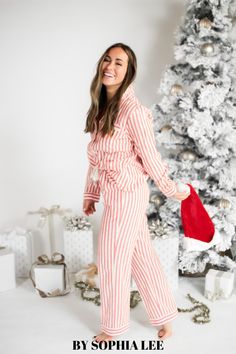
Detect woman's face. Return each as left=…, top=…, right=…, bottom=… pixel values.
left=101, top=47, right=129, bottom=91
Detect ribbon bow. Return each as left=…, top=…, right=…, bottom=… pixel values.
left=148, top=219, right=171, bottom=240
left=37, top=252, right=65, bottom=265
left=29, top=252, right=70, bottom=298
left=64, top=215, right=91, bottom=231
left=28, top=205, right=72, bottom=228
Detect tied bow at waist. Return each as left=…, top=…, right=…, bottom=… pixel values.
left=88, top=152, right=131, bottom=183
left=90, top=166, right=99, bottom=182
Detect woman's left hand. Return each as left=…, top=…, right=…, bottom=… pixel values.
left=171, top=189, right=190, bottom=201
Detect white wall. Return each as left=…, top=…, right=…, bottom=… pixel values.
left=0, top=0, right=187, bottom=237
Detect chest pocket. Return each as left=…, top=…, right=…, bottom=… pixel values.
left=100, top=122, right=129, bottom=153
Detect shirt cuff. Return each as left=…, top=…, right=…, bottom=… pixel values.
left=83, top=192, right=100, bottom=202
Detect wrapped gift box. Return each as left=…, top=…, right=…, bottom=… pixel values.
left=34, top=264, right=65, bottom=293
left=26, top=205, right=72, bottom=256
left=0, top=247, right=16, bottom=292
left=0, top=227, right=34, bottom=277
left=204, top=269, right=235, bottom=301
left=131, top=233, right=179, bottom=291
left=63, top=229, right=93, bottom=272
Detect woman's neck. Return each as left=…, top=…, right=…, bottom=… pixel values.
left=106, top=86, right=119, bottom=101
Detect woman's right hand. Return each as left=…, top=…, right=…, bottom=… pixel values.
left=83, top=199, right=96, bottom=216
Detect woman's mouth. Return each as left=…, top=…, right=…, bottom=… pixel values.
left=103, top=72, right=115, bottom=79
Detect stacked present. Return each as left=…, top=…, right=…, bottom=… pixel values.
left=26, top=205, right=73, bottom=297
left=26, top=205, right=85, bottom=297
left=0, top=206, right=94, bottom=298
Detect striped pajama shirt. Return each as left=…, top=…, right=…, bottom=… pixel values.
left=83, top=84, right=178, bottom=336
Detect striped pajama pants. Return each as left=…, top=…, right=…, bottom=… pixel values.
left=96, top=178, right=178, bottom=336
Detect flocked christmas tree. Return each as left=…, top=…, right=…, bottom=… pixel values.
left=147, top=0, right=236, bottom=274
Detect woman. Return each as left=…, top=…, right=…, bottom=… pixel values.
left=83, top=43, right=190, bottom=342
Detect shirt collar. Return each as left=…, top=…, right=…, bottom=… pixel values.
left=93, top=84, right=135, bottom=135
left=120, top=83, right=135, bottom=104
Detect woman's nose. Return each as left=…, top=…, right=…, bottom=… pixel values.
left=106, top=61, right=114, bottom=70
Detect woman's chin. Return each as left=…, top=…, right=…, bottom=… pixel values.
left=102, top=80, right=115, bottom=86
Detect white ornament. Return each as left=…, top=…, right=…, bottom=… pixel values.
left=201, top=42, right=215, bottom=56
left=199, top=17, right=213, bottom=29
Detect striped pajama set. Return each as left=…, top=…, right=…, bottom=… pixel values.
left=83, top=84, right=179, bottom=336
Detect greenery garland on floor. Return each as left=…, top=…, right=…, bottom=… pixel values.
left=74, top=281, right=211, bottom=323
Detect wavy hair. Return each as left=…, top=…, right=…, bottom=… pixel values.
left=84, top=43, right=137, bottom=137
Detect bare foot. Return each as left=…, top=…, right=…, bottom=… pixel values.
left=157, top=322, right=172, bottom=340
left=93, top=332, right=113, bottom=343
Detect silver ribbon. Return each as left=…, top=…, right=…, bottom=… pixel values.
left=64, top=215, right=91, bottom=231
left=148, top=219, right=171, bottom=240
left=28, top=205, right=72, bottom=228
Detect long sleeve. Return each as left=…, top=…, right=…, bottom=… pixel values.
left=126, top=105, right=177, bottom=197
left=83, top=164, right=101, bottom=202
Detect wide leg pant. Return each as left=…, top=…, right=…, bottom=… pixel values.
left=97, top=179, right=178, bottom=336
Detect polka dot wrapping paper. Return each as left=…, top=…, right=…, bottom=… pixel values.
left=0, top=228, right=33, bottom=277
left=63, top=229, right=94, bottom=273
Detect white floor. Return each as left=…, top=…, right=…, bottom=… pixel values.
left=0, top=274, right=236, bottom=354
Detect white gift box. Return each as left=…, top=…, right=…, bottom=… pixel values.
left=26, top=205, right=72, bottom=256
left=204, top=269, right=235, bottom=301
left=26, top=219, right=51, bottom=257
left=34, top=264, right=65, bottom=293
left=131, top=233, right=179, bottom=291
left=0, top=248, right=16, bottom=292
left=0, top=228, right=34, bottom=278
left=63, top=229, right=93, bottom=272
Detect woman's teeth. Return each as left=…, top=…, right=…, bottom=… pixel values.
left=104, top=73, right=114, bottom=78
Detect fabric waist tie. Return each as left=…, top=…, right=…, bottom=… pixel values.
left=90, top=166, right=99, bottom=182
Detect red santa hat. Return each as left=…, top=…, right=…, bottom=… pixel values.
left=180, top=184, right=215, bottom=243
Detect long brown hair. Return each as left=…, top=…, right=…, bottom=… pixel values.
left=84, top=43, right=137, bottom=137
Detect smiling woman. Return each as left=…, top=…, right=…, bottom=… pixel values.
left=84, top=43, right=137, bottom=138
left=82, top=42, right=190, bottom=344
left=102, top=48, right=129, bottom=100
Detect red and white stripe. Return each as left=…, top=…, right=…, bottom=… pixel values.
left=83, top=84, right=178, bottom=336
left=97, top=181, right=178, bottom=336
left=83, top=84, right=177, bottom=202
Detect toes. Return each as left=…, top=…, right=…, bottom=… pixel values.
left=93, top=334, right=112, bottom=343
left=158, top=329, right=172, bottom=339
left=158, top=329, right=165, bottom=338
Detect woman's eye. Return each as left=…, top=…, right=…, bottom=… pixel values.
left=116, top=63, right=122, bottom=66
